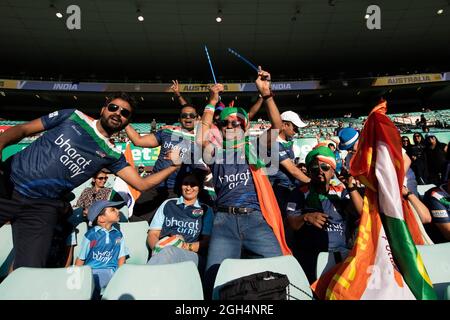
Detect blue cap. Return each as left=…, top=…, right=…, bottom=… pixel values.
left=338, top=127, right=359, bottom=150
left=88, top=199, right=125, bottom=224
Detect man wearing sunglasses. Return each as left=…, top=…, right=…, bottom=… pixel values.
left=285, top=146, right=363, bottom=283
left=125, top=81, right=201, bottom=221
left=198, top=68, right=291, bottom=295
left=0, top=92, right=181, bottom=269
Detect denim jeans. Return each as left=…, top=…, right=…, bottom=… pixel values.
left=205, top=210, right=282, bottom=271
left=147, top=246, right=199, bottom=266
left=92, top=268, right=115, bottom=298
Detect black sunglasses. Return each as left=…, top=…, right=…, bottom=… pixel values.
left=180, top=112, right=197, bottom=119
left=96, top=177, right=108, bottom=181
left=310, top=163, right=332, bottom=173
left=220, top=120, right=243, bottom=128
left=107, top=103, right=132, bottom=119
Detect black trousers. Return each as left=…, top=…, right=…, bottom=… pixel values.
left=0, top=191, right=66, bottom=269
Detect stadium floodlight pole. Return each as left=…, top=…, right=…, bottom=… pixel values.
left=227, top=48, right=259, bottom=72
left=204, top=45, right=217, bottom=84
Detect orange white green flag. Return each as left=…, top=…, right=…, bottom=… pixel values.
left=110, top=142, right=141, bottom=218
left=312, top=101, right=436, bottom=300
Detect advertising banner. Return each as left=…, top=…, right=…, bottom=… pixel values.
left=372, top=74, right=443, bottom=86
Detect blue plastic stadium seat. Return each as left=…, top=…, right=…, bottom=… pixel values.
left=0, top=266, right=94, bottom=300
left=213, top=255, right=313, bottom=300
left=0, top=224, right=13, bottom=278
left=102, top=262, right=203, bottom=300
left=417, top=243, right=450, bottom=300
left=118, top=221, right=149, bottom=265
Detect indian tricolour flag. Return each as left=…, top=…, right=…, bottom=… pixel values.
left=110, top=142, right=141, bottom=219
left=312, top=101, right=436, bottom=300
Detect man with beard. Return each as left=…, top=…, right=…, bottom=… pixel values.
left=285, top=146, right=363, bottom=283
left=0, top=92, right=180, bottom=269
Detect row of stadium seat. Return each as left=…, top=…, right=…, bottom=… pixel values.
left=1, top=223, right=449, bottom=300
left=0, top=255, right=312, bottom=300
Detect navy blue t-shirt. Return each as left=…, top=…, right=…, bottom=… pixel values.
left=268, top=137, right=296, bottom=189
left=152, top=128, right=197, bottom=189
left=286, top=184, right=351, bottom=251
left=209, top=147, right=260, bottom=210
left=10, top=109, right=129, bottom=199
left=423, top=186, right=450, bottom=244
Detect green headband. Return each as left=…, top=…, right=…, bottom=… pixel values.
left=219, top=107, right=248, bottom=127
left=305, top=146, right=336, bottom=170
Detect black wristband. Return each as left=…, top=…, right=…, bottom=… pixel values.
left=262, top=93, right=274, bottom=100
left=347, top=186, right=357, bottom=192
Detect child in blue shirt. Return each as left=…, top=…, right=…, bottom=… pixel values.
left=75, top=199, right=129, bottom=297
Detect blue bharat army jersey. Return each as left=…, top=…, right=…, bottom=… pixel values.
left=286, top=184, right=351, bottom=251
left=149, top=197, right=213, bottom=243
left=152, top=128, right=198, bottom=189
left=424, top=186, right=450, bottom=243
left=268, top=136, right=296, bottom=189
left=209, top=147, right=260, bottom=210
left=77, top=225, right=129, bottom=270
left=10, top=109, right=129, bottom=199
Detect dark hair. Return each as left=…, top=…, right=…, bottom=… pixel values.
left=180, top=104, right=198, bottom=114
left=106, top=92, right=137, bottom=111
left=91, top=169, right=108, bottom=187
left=181, top=172, right=203, bottom=188
left=328, top=143, right=335, bottom=149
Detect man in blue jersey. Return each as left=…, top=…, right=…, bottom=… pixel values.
left=0, top=92, right=180, bottom=269
left=423, top=183, right=450, bottom=243
left=269, top=110, right=310, bottom=213
left=125, top=99, right=199, bottom=221
left=197, top=68, right=290, bottom=298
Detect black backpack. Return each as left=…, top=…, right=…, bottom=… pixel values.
left=219, top=271, right=290, bottom=300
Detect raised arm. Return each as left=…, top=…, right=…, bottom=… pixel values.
left=255, top=68, right=282, bottom=148
left=255, top=68, right=283, bottom=130
left=196, top=83, right=224, bottom=150
left=248, top=96, right=264, bottom=121
left=171, top=80, right=188, bottom=106
left=0, top=118, right=45, bottom=159
left=125, top=125, right=159, bottom=148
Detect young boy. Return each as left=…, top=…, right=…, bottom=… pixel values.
left=75, top=199, right=129, bottom=296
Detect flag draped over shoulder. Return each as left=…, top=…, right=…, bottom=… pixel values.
left=220, top=107, right=291, bottom=255
left=312, top=101, right=436, bottom=300
left=111, top=142, right=141, bottom=218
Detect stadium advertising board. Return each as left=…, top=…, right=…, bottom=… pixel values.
left=372, top=73, right=443, bottom=86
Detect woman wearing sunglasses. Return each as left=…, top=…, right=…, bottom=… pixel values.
left=75, top=170, right=112, bottom=214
